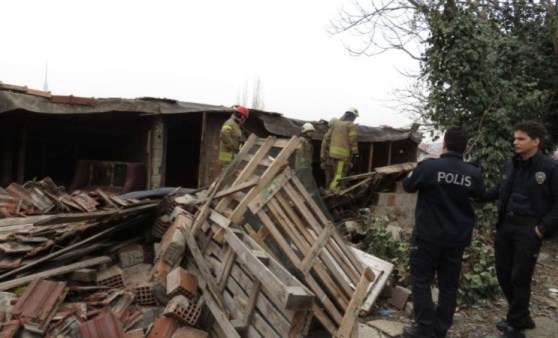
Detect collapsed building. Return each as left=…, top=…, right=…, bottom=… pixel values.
left=0, top=83, right=421, bottom=337
left=0, top=83, right=420, bottom=192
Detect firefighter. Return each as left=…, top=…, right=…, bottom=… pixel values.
left=320, top=117, right=337, bottom=188
left=219, top=105, right=249, bottom=169
left=295, top=123, right=315, bottom=172
left=321, top=108, right=359, bottom=191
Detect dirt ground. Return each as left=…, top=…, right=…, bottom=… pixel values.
left=367, top=238, right=558, bottom=338
left=450, top=238, right=558, bottom=337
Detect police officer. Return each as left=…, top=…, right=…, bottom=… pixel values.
left=480, top=121, right=558, bottom=338
left=403, top=127, right=485, bottom=338
left=219, top=105, right=249, bottom=170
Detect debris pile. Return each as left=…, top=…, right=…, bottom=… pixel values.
left=0, top=135, right=394, bottom=337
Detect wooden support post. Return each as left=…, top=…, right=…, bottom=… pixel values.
left=387, top=141, right=392, bottom=166
left=150, top=117, right=167, bottom=189
left=367, top=143, right=374, bottom=172
left=17, top=123, right=27, bottom=183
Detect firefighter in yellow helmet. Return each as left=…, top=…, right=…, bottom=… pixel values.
left=295, top=123, right=315, bottom=172
left=218, top=105, right=249, bottom=169
left=320, top=108, right=359, bottom=191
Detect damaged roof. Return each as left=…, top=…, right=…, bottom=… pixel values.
left=0, top=84, right=421, bottom=143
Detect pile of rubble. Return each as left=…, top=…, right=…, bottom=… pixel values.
left=0, top=135, right=394, bottom=338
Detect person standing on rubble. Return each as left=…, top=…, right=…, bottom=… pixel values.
left=402, top=127, right=485, bottom=338
left=320, top=117, right=337, bottom=188
left=295, top=123, right=315, bottom=173
left=320, top=108, right=359, bottom=191
left=219, top=105, right=249, bottom=170
left=478, top=121, right=558, bottom=338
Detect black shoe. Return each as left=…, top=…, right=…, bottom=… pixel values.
left=496, top=318, right=535, bottom=332
left=499, top=331, right=525, bottom=338
left=496, top=320, right=514, bottom=332
left=403, top=326, right=435, bottom=338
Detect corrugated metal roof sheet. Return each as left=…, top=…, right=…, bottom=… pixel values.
left=0, top=83, right=421, bottom=143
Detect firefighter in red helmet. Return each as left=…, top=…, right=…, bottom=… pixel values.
left=219, top=105, right=249, bottom=169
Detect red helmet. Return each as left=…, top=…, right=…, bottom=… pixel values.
left=235, top=105, right=249, bottom=118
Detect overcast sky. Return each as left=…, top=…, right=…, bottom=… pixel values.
left=0, top=0, right=419, bottom=127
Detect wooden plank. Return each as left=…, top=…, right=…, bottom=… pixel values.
left=187, top=264, right=242, bottom=338
left=247, top=168, right=293, bottom=214
left=350, top=247, right=394, bottom=314
left=228, top=263, right=292, bottom=336
left=238, top=280, right=261, bottom=330
left=299, top=223, right=335, bottom=275
left=190, top=134, right=258, bottom=236
left=203, top=289, right=242, bottom=338
left=225, top=228, right=313, bottom=310
left=0, top=222, right=124, bottom=281
left=257, top=210, right=345, bottom=321
left=338, top=177, right=373, bottom=196
left=256, top=211, right=302, bottom=267
left=215, top=137, right=277, bottom=213
left=215, top=259, right=285, bottom=338
left=0, top=256, right=111, bottom=291
left=274, top=191, right=358, bottom=284
left=217, top=246, right=236, bottom=290
left=266, top=199, right=310, bottom=258
left=289, top=177, right=364, bottom=278
left=209, top=209, right=231, bottom=229
left=205, top=237, right=297, bottom=338
left=196, top=178, right=259, bottom=204
left=229, top=136, right=301, bottom=224
left=277, top=187, right=356, bottom=298
left=185, top=235, right=228, bottom=312
left=334, top=268, right=374, bottom=338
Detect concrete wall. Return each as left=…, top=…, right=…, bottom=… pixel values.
left=372, top=181, right=417, bottom=228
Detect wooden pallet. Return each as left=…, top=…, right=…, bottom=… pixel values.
left=191, top=135, right=375, bottom=337
left=184, top=212, right=314, bottom=338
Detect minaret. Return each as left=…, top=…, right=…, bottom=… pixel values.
left=43, top=62, right=49, bottom=92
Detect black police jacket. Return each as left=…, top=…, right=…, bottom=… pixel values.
left=482, top=151, right=558, bottom=236
left=403, top=152, right=485, bottom=246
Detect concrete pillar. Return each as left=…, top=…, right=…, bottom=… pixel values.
left=149, top=117, right=167, bottom=189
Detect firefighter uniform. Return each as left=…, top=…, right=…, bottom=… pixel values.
left=219, top=115, right=244, bottom=169
left=323, top=120, right=358, bottom=191
left=295, top=134, right=314, bottom=172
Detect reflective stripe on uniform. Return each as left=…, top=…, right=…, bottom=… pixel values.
left=330, top=145, right=350, bottom=158
left=219, top=151, right=233, bottom=162
left=222, top=125, right=233, bottom=131
left=329, top=161, right=345, bottom=191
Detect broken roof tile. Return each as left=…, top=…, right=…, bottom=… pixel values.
left=50, top=95, right=96, bottom=106
left=11, top=279, right=67, bottom=334
left=0, top=320, right=21, bottom=338
left=80, top=311, right=125, bottom=338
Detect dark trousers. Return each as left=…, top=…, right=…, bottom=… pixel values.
left=495, top=220, right=542, bottom=328
left=410, top=238, right=465, bottom=338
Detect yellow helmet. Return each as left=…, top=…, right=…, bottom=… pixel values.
left=346, top=107, right=359, bottom=117
left=302, top=122, right=315, bottom=133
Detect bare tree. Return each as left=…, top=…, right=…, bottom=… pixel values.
left=236, top=80, right=249, bottom=107
left=251, top=77, right=265, bottom=110
left=329, top=0, right=431, bottom=60
left=236, top=77, right=266, bottom=110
